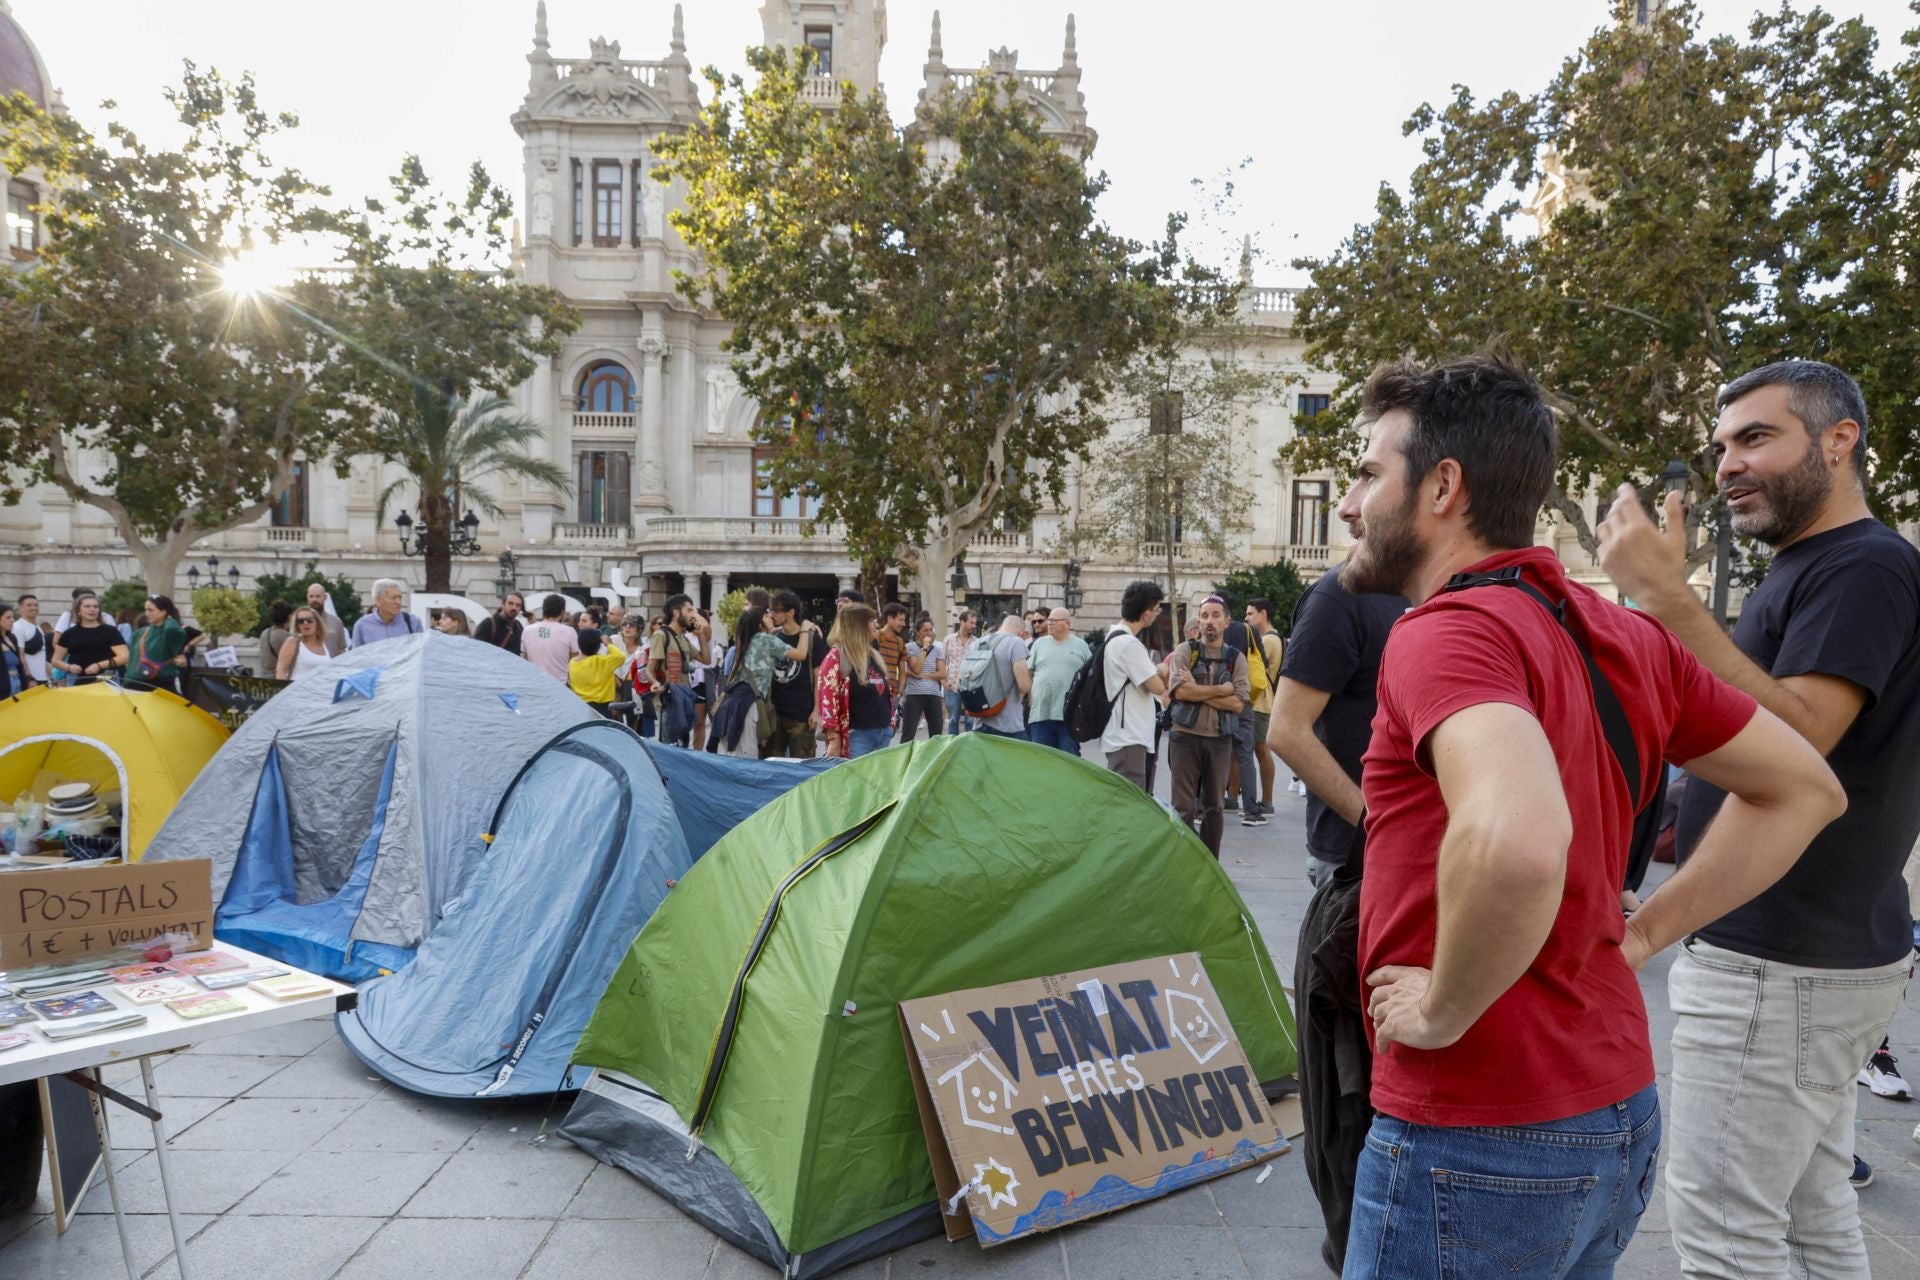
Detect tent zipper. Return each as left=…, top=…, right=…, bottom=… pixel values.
left=685, top=803, right=894, bottom=1145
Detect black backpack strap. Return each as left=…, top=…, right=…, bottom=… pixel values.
left=1439, top=567, right=1642, bottom=813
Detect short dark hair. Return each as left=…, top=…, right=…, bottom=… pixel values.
left=269, top=600, right=293, bottom=626
left=541, top=593, right=567, bottom=619
left=771, top=589, right=804, bottom=614
left=578, top=627, right=601, bottom=656
left=1717, top=359, right=1869, bottom=477
left=882, top=602, right=909, bottom=621
left=837, top=588, right=865, bottom=604
left=1121, top=579, right=1166, bottom=622
left=1246, top=597, right=1272, bottom=621
left=745, top=587, right=771, bottom=608
left=18, top=593, right=35, bottom=606
left=664, top=593, right=693, bottom=613
left=1362, top=350, right=1557, bottom=550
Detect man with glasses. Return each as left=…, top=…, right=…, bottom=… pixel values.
left=1102, top=581, right=1170, bottom=792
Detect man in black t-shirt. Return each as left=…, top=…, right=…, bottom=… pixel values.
left=763, top=590, right=823, bottom=758
left=1267, top=571, right=1407, bottom=886
left=1600, top=359, right=1920, bottom=1275
left=474, top=592, right=525, bottom=655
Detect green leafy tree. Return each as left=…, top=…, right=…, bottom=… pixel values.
left=100, top=580, right=150, bottom=620
left=188, top=587, right=257, bottom=645
left=251, top=564, right=362, bottom=633
left=0, top=67, right=579, bottom=595
left=656, top=47, right=1182, bottom=629
left=1213, top=560, right=1309, bottom=632
left=1286, top=2, right=1920, bottom=561
left=367, top=388, right=570, bottom=594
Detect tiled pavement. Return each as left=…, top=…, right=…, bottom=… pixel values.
left=4, top=772, right=1917, bottom=1278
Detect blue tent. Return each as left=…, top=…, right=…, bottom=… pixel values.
left=337, top=720, right=691, bottom=1097
left=640, top=739, right=837, bottom=859
left=144, top=633, right=594, bottom=980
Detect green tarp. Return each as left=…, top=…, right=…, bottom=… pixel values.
left=569, top=733, right=1298, bottom=1264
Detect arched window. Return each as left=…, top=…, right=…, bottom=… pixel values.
left=577, top=361, right=635, bottom=414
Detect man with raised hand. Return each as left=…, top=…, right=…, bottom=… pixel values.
left=1335, top=351, right=1843, bottom=1279
left=1599, top=358, right=1920, bottom=1277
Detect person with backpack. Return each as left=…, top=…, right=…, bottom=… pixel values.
left=957, top=615, right=1032, bottom=739
left=1221, top=605, right=1270, bottom=825
left=817, top=604, right=895, bottom=758
left=649, top=593, right=706, bottom=747
left=1165, top=596, right=1250, bottom=857
left=1025, top=607, right=1090, bottom=754
left=1089, top=580, right=1169, bottom=791
left=1334, top=351, right=1843, bottom=1279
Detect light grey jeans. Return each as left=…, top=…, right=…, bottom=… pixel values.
left=1665, top=937, right=1912, bottom=1279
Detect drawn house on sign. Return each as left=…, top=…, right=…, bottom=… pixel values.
left=1165, top=987, right=1228, bottom=1066
left=936, top=1052, right=1019, bottom=1137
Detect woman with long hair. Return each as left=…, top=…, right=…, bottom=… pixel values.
left=0, top=603, right=36, bottom=696
left=710, top=606, right=789, bottom=757
left=52, top=593, right=128, bottom=684
left=434, top=609, right=472, bottom=637
left=127, top=595, right=190, bottom=693
left=898, top=614, right=947, bottom=741
left=816, top=603, right=894, bottom=758
left=276, top=607, right=334, bottom=681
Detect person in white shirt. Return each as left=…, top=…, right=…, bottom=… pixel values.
left=10, top=593, right=47, bottom=684
left=1102, top=580, right=1171, bottom=791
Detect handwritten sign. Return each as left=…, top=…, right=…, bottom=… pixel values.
left=187, top=672, right=291, bottom=730
left=0, top=858, right=213, bottom=967
left=899, top=953, right=1286, bottom=1247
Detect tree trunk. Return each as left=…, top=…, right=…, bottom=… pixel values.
left=421, top=490, right=453, bottom=594
left=859, top=554, right=889, bottom=607
left=908, top=532, right=962, bottom=638
left=133, top=544, right=189, bottom=608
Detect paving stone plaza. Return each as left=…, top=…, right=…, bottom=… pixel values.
left=6, top=764, right=1916, bottom=1280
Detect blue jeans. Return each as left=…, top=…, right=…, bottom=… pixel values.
left=847, top=727, right=893, bottom=758
left=944, top=690, right=972, bottom=732
left=1026, top=719, right=1079, bottom=755
left=1344, top=1083, right=1660, bottom=1279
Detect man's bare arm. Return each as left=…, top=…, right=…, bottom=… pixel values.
left=1266, top=678, right=1363, bottom=825
left=1370, top=703, right=1571, bottom=1052
left=1620, top=706, right=1845, bottom=965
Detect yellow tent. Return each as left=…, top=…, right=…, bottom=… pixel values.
left=0, top=683, right=230, bottom=861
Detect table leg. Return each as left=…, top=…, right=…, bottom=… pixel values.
left=138, top=1057, right=194, bottom=1280
left=86, top=1067, right=139, bottom=1280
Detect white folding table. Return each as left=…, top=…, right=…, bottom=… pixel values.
left=0, top=941, right=357, bottom=1280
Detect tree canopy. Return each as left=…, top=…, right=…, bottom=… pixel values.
left=1286, top=1, right=1920, bottom=553
left=0, top=66, right=578, bottom=592
left=656, top=47, right=1185, bottom=625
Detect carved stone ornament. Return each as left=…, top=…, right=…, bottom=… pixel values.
left=705, top=367, right=739, bottom=435
left=529, top=173, right=555, bottom=238
left=637, top=334, right=670, bottom=361
left=562, top=38, right=647, bottom=117
left=637, top=458, right=667, bottom=495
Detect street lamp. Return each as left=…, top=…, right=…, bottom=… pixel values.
left=395, top=511, right=419, bottom=556
left=186, top=565, right=199, bottom=590
left=1063, top=559, right=1083, bottom=612
left=395, top=509, right=483, bottom=557
left=494, top=550, right=517, bottom=604
left=226, top=565, right=240, bottom=589
left=1660, top=457, right=1691, bottom=497
left=948, top=558, right=968, bottom=605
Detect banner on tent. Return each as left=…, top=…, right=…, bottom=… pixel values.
left=898, top=953, right=1287, bottom=1247
left=0, top=858, right=213, bottom=966
left=186, top=672, right=292, bottom=730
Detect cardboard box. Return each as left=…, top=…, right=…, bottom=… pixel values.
left=899, top=952, right=1287, bottom=1248
left=0, top=858, right=213, bottom=967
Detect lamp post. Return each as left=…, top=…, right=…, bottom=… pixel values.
left=186, top=565, right=199, bottom=591
left=395, top=509, right=483, bottom=557
left=1063, top=559, right=1083, bottom=612
left=494, top=550, right=517, bottom=605
left=226, top=565, right=241, bottom=589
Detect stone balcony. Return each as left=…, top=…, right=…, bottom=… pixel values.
left=553, top=522, right=632, bottom=546
left=571, top=411, right=636, bottom=439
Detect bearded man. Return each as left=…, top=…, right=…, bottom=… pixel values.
left=1600, top=359, right=1920, bottom=1278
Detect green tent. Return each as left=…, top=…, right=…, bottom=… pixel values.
left=559, top=733, right=1298, bottom=1278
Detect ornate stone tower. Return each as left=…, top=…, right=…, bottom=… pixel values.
left=914, top=12, right=1095, bottom=160
left=760, top=0, right=888, bottom=100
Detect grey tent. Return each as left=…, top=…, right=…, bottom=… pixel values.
left=143, top=632, right=593, bottom=979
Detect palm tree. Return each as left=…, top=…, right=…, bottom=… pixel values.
left=372, top=383, right=571, bottom=593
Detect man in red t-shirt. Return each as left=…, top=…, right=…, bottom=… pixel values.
left=1332, top=352, right=1845, bottom=1279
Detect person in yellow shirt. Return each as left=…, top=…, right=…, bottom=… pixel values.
left=568, top=627, right=627, bottom=717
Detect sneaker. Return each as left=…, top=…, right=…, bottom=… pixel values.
left=1241, top=813, right=1269, bottom=828
left=1859, top=1049, right=1913, bottom=1100
left=1257, top=801, right=1276, bottom=816
left=1224, top=796, right=1240, bottom=812
left=1291, top=779, right=1308, bottom=796
left=1851, top=1155, right=1874, bottom=1189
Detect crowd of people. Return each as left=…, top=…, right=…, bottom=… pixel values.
left=0, top=588, right=206, bottom=696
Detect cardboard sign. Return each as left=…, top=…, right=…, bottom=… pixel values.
left=899, top=953, right=1286, bottom=1247
left=0, top=858, right=213, bottom=967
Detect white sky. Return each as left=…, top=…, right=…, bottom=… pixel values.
left=14, top=0, right=1918, bottom=283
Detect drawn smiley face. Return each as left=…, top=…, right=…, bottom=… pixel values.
left=969, top=1083, right=1004, bottom=1116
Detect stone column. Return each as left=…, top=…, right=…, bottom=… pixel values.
left=710, top=571, right=730, bottom=603
left=636, top=333, right=670, bottom=513
left=837, top=574, right=857, bottom=597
